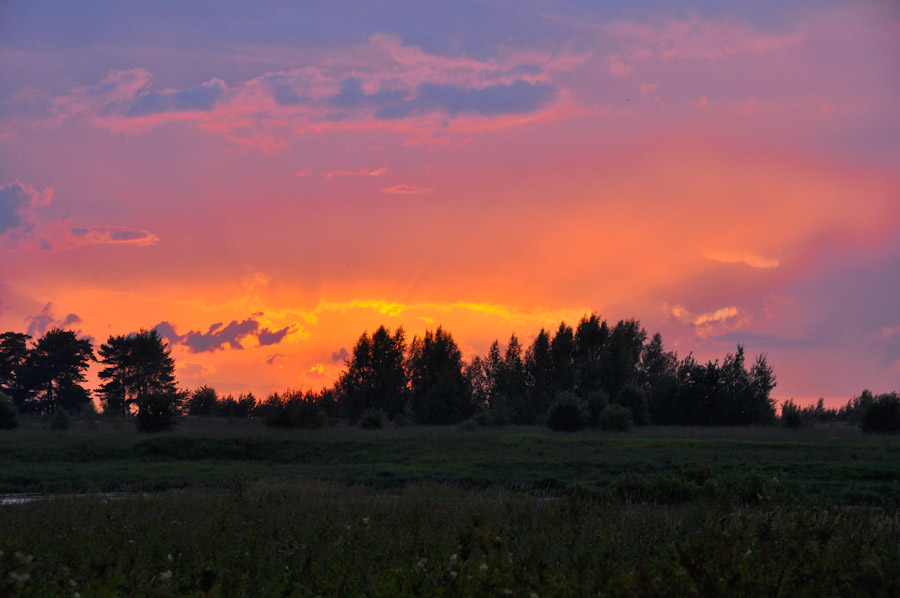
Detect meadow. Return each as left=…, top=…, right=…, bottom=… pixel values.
left=2, top=419, right=900, bottom=595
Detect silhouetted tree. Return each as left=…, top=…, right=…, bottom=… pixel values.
left=97, top=329, right=176, bottom=416
left=748, top=353, right=777, bottom=424
left=550, top=323, right=576, bottom=395
left=524, top=328, right=554, bottom=423
left=335, top=326, right=407, bottom=422
left=0, top=332, right=33, bottom=411
left=605, top=319, right=647, bottom=399
left=27, top=328, right=93, bottom=414
left=640, top=333, right=679, bottom=424
left=407, top=327, right=472, bottom=424
left=264, top=389, right=324, bottom=429
left=135, top=391, right=180, bottom=432
left=219, top=392, right=256, bottom=418
left=186, top=385, right=219, bottom=416
left=503, top=334, right=529, bottom=423
left=574, top=314, right=608, bottom=395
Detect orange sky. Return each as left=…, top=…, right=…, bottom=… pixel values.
left=1, top=1, right=899, bottom=406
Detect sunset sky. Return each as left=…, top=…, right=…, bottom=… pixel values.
left=1, top=1, right=898, bottom=406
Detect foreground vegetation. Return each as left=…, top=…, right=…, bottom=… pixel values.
left=3, top=421, right=900, bottom=595
left=4, top=481, right=900, bottom=597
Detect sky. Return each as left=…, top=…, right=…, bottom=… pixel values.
left=1, top=1, right=899, bottom=406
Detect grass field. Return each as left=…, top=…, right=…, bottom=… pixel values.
left=2, top=419, right=900, bottom=595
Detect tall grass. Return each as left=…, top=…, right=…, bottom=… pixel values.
left=2, top=481, right=899, bottom=596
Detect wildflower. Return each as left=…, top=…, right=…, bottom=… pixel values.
left=8, top=571, right=30, bottom=585
left=450, top=554, right=457, bottom=562
left=159, top=570, right=172, bottom=583
left=167, top=553, right=173, bottom=562
left=479, top=562, right=488, bottom=572
left=416, top=558, right=427, bottom=569
left=450, top=571, right=458, bottom=578
left=362, top=517, right=370, bottom=525
left=530, top=593, right=540, bottom=598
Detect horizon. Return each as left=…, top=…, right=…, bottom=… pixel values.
left=1, top=1, right=898, bottom=407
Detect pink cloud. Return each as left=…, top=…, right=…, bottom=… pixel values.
left=42, top=35, right=583, bottom=150
left=380, top=184, right=434, bottom=195
left=604, top=15, right=804, bottom=61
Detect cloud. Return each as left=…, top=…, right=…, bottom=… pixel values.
left=0, top=181, right=53, bottom=235
left=70, top=226, right=159, bottom=246
left=2, top=180, right=158, bottom=251
left=155, top=316, right=296, bottom=353
left=258, top=325, right=291, bottom=346
left=24, top=303, right=83, bottom=337
left=183, top=319, right=260, bottom=353
left=703, top=251, right=779, bottom=269
left=44, top=34, right=577, bottom=148
left=608, top=56, right=634, bottom=76
left=372, top=80, right=557, bottom=120
left=670, top=303, right=751, bottom=340
left=331, top=347, right=349, bottom=362
left=604, top=15, right=804, bottom=62
left=266, top=353, right=285, bottom=365
left=324, top=166, right=388, bottom=178
left=380, top=184, right=434, bottom=195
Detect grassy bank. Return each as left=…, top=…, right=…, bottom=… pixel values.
left=2, top=419, right=900, bottom=505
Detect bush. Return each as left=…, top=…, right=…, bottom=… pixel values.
left=359, top=408, right=386, bottom=429
left=546, top=392, right=590, bottom=432
left=598, top=404, right=633, bottom=432
left=458, top=418, right=478, bottom=431
left=781, top=399, right=804, bottom=429
left=135, top=392, right=179, bottom=432
left=614, top=383, right=649, bottom=426
left=0, top=391, right=18, bottom=430
left=49, top=408, right=71, bottom=430
left=584, top=390, right=610, bottom=426
left=472, top=408, right=509, bottom=427
left=861, top=392, right=900, bottom=434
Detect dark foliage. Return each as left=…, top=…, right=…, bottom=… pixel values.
left=264, top=389, right=324, bottom=429
left=546, top=392, right=590, bottom=432
left=335, top=326, right=408, bottom=422
left=186, top=386, right=219, bottom=416
left=861, top=392, right=900, bottom=434
left=598, top=404, right=633, bottom=432
left=27, top=328, right=94, bottom=414
left=0, top=391, right=18, bottom=430
left=135, top=392, right=180, bottom=432
left=359, top=407, right=386, bottom=429
left=98, top=329, right=176, bottom=416
left=781, top=399, right=804, bottom=429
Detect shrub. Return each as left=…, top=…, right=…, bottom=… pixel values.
left=584, top=390, right=610, bottom=426
left=614, top=383, right=649, bottom=425
left=472, top=408, right=509, bottom=427
left=861, top=392, right=900, bottom=434
left=458, top=418, right=478, bottom=432
left=546, top=392, right=590, bottom=432
left=359, top=408, right=386, bottom=429
left=135, top=392, right=179, bottom=432
left=0, top=391, right=18, bottom=430
left=49, top=408, right=71, bottom=430
left=781, top=399, right=804, bottom=429
left=598, top=404, right=633, bottom=432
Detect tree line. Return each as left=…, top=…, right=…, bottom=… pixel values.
left=1, top=317, right=896, bottom=433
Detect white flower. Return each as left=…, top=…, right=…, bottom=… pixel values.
left=479, top=562, right=488, bottom=572
left=159, top=570, right=172, bottom=583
